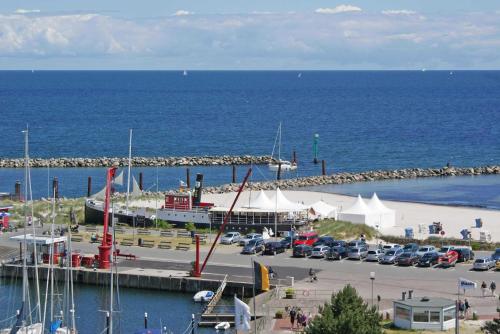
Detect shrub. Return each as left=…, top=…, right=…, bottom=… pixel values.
left=185, top=222, right=196, bottom=231
left=156, top=220, right=173, bottom=230
left=275, top=310, right=284, bottom=319
left=285, top=288, right=295, bottom=299
left=481, top=318, right=500, bottom=333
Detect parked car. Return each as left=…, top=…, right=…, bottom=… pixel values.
left=396, top=252, right=419, bottom=266
left=311, top=245, right=330, bottom=258
left=220, top=232, right=241, bottom=244
left=263, top=241, right=286, bottom=255
left=491, top=248, right=500, bottom=262
left=439, top=250, right=459, bottom=268
left=313, top=236, right=335, bottom=247
left=417, top=252, right=440, bottom=267
left=241, top=238, right=265, bottom=254
left=496, top=261, right=500, bottom=271
left=473, top=257, right=496, bottom=271
left=279, top=236, right=293, bottom=249
left=347, top=246, right=368, bottom=260
left=455, top=248, right=475, bottom=262
left=239, top=233, right=263, bottom=246
left=293, top=232, right=319, bottom=247
left=416, top=245, right=436, bottom=257
left=379, top=248, right=404, bottom=264
left=382, top=243, right=401, bottom=252
left=366, top=249, right=384, bottom=262
left=347, top=240, right=367, bottom=249
left=292, top=244, right=313, bottom=258
left=438, top=245, right=457, bottom=255
left=403, top=243, right=419, bottom=253
left=325, top=246, right=348, bottom=260
left=330, top=240, right=347, bottom=248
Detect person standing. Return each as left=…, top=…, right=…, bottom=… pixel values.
left=464, top=299, right=470, bottom=319
left=481, top=281, right=487, bottom=297
left=490, top=281, right=496, bottom=297
left=289, top=307, right=296, bottom=329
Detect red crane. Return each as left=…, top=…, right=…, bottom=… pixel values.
left=98, top=167, right=117, bottom=269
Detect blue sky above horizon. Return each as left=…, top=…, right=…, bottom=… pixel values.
left=1, top=1, right=500, bottom=69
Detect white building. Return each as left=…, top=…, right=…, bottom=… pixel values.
left=393, top=296, right=456, bottom=331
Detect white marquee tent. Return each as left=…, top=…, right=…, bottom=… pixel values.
left=268, top=188, right=308, bottom=212
left=309, top=200, right=338, bottom=220
left=367, top=193, right=396, bottom=228
left=338, top=195, right=379, bottom=226
left=243, top=190, right=275, bottom=210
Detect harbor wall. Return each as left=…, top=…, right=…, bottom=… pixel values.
left=0, top=264, right=256, bottom=298
left=0, top=155, right=270, bottom=168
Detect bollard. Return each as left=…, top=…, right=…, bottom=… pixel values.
left=87, top=176, right=92, bottom=197
left=14, top=181, right=21, bottom=201
left=232, top=165, right=236, bottom=183
left=292, top=150, right=297, bottom=164
left=52, top=177, right=59, bottom=199
left=106, top=312, right=110, bottom=334
left=139, top=172, right=143, bottom=191
left=186, top=168, right=191, bottom=189
left=322, top=160, right=326, bottom=176
left=313, top=133, right=319, bottom=164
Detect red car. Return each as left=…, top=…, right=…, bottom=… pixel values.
left=439, top=250, right=458, bottom=268
left=293, top=232, right=319, bottom=247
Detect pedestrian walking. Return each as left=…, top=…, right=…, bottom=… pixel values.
left=268, top=266, right=275, bottom=279
left=296, top=310, right=303, bottom=330
left=481, top=281, right=487, bottom=297
left=490, top=281, right=496, bottom=297
left=464, top=299, right=470, bottom=318
left=458, top=300, right=465, bottom=318
left=309, top=268, right=317, bottom=282
left=289, top=307, right=296, bottom=329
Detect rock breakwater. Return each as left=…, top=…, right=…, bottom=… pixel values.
left=0, top=155, right=271, bottom=168
left=200, top=165, right=500, bottom=194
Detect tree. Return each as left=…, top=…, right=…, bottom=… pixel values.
left=306, top=284, right=382, bottom=334
left=482, top=318, right=500, bottom=334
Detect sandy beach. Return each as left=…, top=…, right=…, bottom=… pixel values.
left=130, top=190, right=500, bottom=242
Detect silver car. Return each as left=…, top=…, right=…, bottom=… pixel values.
left=416, top=245, right=436, bottom=257
left=473, top=257, right=496, bottom=271
left=220, top=232, right=241, bottom=244
left=311, top=246, right=330, bottom=258
left=238, top=233, right=262, bottom=246
left=366, top=249, right=383, bottom=262
left=347, top=246, right=368, bottom=260
left=379, top=248, right=404, bottom=264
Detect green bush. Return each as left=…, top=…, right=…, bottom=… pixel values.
left=275, top=310, right=284, bottom=319
left=185, top=222, right=196, bottom=231
left=285, top=288, right=295, bottom=299
left=156, top=220, right=173, bottom=230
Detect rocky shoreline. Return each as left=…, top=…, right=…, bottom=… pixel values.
left=0, top=155, right=271, bottom=168
left=200, top=165, right=500, bottom=194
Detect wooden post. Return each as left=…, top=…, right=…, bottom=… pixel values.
left=292, top=150, right=297, bottom=164
left=87, top=176, right=92, bottom=197
left=52, top=177, right=59, bottom=199
left=322, top=160, right=326, bottom=176
left=232, top=165, right=236, bottom=183
left=186, top=168, right=191, bottom=189
left=277, top=162, right=282, bottom=180
left=14, top=181, right=21, bottom=201
left=139, top=172, right=143, bottom=191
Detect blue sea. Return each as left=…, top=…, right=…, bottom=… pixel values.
left=1, top=70, right=500, bottom=206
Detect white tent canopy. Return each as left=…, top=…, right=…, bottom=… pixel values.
left=243, top=190, right=274, bottom=210
left=309, top=200, right=337, bottom=220
left=338, top=194, right=396, bottom=228
left=268, top=188, right=307, bottom=212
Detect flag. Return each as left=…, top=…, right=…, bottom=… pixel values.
left=234, top=295, right=251, bottom=332
left=458, top=277, right=477, bottom=290
left=253, top=261, right=270, bottom=292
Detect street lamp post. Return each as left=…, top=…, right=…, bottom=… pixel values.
left=370, top=272, right=375, bottom=308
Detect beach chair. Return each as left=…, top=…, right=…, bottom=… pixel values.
left=475, top=218, right=483, bottom=228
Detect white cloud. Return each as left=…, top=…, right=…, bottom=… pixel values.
left=15, top=9, right=41, bottom=14
left=382, top=10, right=417, bottom=16
left=315, top=5, right=362, bottom=15
left=173, top=10, right=193, bottom=16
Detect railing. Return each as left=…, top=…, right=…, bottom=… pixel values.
left=203, top=275, right=228, bottom=315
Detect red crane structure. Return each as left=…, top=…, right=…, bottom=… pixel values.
left=192, top=168, right=252, bottom=277
left=98, top=166, right=117, bottom=269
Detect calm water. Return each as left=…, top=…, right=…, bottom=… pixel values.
left=1, top=70, right=500, bottom=204
left=0, top=279, right=231, bottom=333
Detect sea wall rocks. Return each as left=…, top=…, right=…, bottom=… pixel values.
left=0, top=155, right=271, bottom=168
left=200, top=165, right=500, bottom=194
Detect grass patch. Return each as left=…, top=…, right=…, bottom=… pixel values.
left=313, top=219, right=377, bottom=240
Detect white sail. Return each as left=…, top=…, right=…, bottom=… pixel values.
left=131, top=176, right=142, bottom=197
left=93, top=186, right=106, bottom=200
left=113, top=170, right=124, bottom=186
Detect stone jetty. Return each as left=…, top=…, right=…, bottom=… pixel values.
left=199, top=165, right=500, bottom=194
left=0, top=155, right=271, bottom=168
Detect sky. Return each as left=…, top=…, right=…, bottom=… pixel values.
left=0, top=1, right=499, bottom=69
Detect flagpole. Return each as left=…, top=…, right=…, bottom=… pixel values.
left=252, top=260, right=257, bottom=334
left=456, top=281, right=460, bottom=334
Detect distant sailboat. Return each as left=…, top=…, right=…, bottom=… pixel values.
left=183, top=70, right=188, bottom=76
left=268, top=122, right=297, bottom=172
left=297, top=73, right=302, bottom=78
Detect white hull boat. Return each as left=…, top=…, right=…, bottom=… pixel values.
left=0, top=323, right=43, bottom=334
left=193, top=290, right=214, bottom=302
left=215, top=321, right=231, bottom=330
left=268, top=161, right=297, bottom=172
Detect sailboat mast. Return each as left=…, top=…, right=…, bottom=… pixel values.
left=21, top=129, right=28, bottom=325
left=125, top=129, right=133, bottom=213
left=278, top=122, right=282, bottom=162
left=68, top=221, right=76, bottom=332
left=50, top=191, right=56, bottom=323
left=109, top=201, right=115, bottom=334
